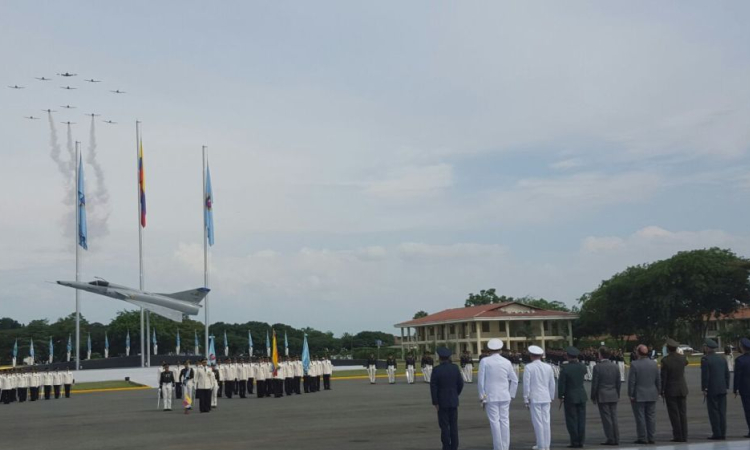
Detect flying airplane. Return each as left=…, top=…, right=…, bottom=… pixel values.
left=84, top=78, right=101, bottom=83
left=60, top=105, right=76, bottom=109
left=61, top=121, right=76, bottom=125
left=8, top=85, right=24, bottom=89
left=24, top=116, right=40, bottom=120
left=85, top=113, right=100, bottom=117
left=103, top=120, right=117, bottom=124
left=35, top=77, right=51, bottom=81
left=58, top=72, right=77, bottom=77
left=41, top=109, right=57, bottom=113
left=56, top=279, right=209, bottom=322
left=110, top=89, right=126, bottom=94
left=60, top=86, right=76, bottom=90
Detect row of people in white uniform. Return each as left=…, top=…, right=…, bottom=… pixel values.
left=0, top=369, right=75, bottom=404
left=366, top=353, right=477, bottom=385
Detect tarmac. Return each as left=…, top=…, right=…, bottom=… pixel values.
left=1, top=367, right=748, bottom=450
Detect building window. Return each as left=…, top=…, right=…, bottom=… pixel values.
left=449, top=325, right=455, bottom=334
left=481, top=322, right=490, bottom=333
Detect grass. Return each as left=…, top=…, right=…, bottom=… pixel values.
left=72, top=380, right=146, bottom=391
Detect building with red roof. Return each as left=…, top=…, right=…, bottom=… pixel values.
left=395, top=302, right=577, bottom=357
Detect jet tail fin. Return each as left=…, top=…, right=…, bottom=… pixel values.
left=159, top=287, right=210, bottom=304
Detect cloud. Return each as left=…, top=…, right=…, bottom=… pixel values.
left=365, top=164, right=453, bottom=199
left=550, top=159, right=585, bottom=171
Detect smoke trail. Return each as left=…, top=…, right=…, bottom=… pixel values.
left=66, top=123, right=75, bottom=174
left=47, top=112, right=67, bottom=175
left=86, top=116, right=110, bottom=237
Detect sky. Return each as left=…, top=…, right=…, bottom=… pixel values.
left=1, top=1, right=750, bottom=336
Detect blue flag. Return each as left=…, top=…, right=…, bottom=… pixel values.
left=152, top=329, right=157, bottom=345
left=266, top=330, right=271, bottom=357
left=194, top=330, right=199, bottom=353
left=125, top=330, right=130, bottom=350
left=208, top=335, right=217, bottom=366
left=67, top=335, right=72, bottom=353
left=49, top=336, right=53, bottom=358
left=176, top=330, right=181, bottom=348
left=302, top=333, right=311, bottom=375
left=204, top=163, right=215, bottom=246
left=77, top=153, right=88, bottom=250
left=30, top=338, right=35, bottom=359
left=248, top=331, right=253, bottom=355
left=284, top=330, right=289, bottom=356
left=87, top=333, right=91, bottom=353
left=105, top=332, right=109, bottom=350
left=13, top=339, right=17, bottom=358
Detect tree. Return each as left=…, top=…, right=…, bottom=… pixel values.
left=464, top=289, right=514, bottom=307
left=515, top=296, right=570, bottom=312
left=413, top=310, right=428, bottom=319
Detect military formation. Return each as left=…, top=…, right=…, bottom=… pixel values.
left=158, top=356, right=333, bottom=413
left=424, top=337, right=750, bottom=450
left=0, top=368, right=74, bottom=404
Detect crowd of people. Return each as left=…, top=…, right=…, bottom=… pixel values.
left=158, top=356, right=334, bottom=413
left=426, top=337, right=750, bottom=450
left=0, top=368, right=74, bottom=404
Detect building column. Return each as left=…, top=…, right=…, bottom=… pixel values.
left=400, top=327, right=405, bottom=359
left=567, top=320, right=573, bottom=346
left=476, top=322, right=482, bottom=357
left=505, top=320, right=511, bottom=350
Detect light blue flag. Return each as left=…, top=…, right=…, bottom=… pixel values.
left=49, top=336, right=53, bottom=358
left=302, top=333, right=311, bottom=376
left=248, top=331, right=254, bottom=355
left=284, top=330, right=289, bottom=356
left=30, top=338, right=35, bottom=359
left=208, top=335, right=217, bottom=366
left=266, top=330, right=271, bottom=357
left=77, top=153, right=88, bottom=250
left=223, top=330, right=228, bottom=356
left=105, top=332, right=109, bottom=350
left=87, top=333, right=91, bottom=353
left=152, top=329, right=157, bottom=345
left=125, top=330, right=131, bottom=350
left=176, top=330, right=181, bottom=349
left=13, top=339, right=17, bottom=358
left=204, top=163, right=215, bottom=246
left=194, top=330, right=199, bottom=353
left=67, top=334, right=72, bottom=353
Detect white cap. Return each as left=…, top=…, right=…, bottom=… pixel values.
left=528, top=345, right=544, bottom=356
left=487, top=338, right=504, bottom=351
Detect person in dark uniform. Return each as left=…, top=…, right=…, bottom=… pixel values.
left=430, top=347, right=464, bottom=450
left=661, top=338, right=688, bottom=442
left=159, top=362, right=176, bottom=411
left=702, top=338, right=730, bottom=440
left=558, top=346, right=587, bottom=448
left=734, top=337, right=750, bottom=438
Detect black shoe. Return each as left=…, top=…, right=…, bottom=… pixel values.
left=600, top=443, right=615, bottom=446
left=633, top=441, right=647, bottom=445
left=707, top=436, right=725, bottom=440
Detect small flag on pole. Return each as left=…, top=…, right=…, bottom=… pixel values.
left=138, top=140, right=146, bottom=227
left=204, top=163, right=215, bottom=246
left=125, top=330, right=131, bottom=357
left=152, top=329, right=158, bottom=356
left=30, top=338, right=35, bottom=361
left=284, top=330, right=289, bottom=357
left=266, top=330, right=271, bottom=357
left=12, top=339, right=18, bottom=367
left=302, top=333, right=311, bottom=376
left=87, top=333, right=92, bottom=360
left=194, top=330, right=199, bottom=355
left=49, top=336, right=54, bottom=364
left=223, top=331, right=228, bottom=357
left=77, top=153, right=88, bottom=249
left=208, top=335, right=217, bottom=366
left=67, top=334, right=72, bottom=362
left=104, top=332, right=109, bottom=359
left=176, top=330, right=181, bottom=355
left=271, top=330, right=279, bottom=377
left=248, top=331, right=253, bottom=356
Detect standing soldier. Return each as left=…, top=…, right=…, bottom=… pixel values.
left=366, top=353, right=378, bottom=384
left=179, top=361, right=194, bottom=407
left=255, top=357, right=266, bottom=398
left=29, top=369, right=40, bottom=401
left=431, top=347, right=464, bottom=450
left=734, top=337, right=750, bottom=438
left=558, top=346, right=587, bottom=448
left=629, top=344, right=660, bottom=445
left=422, top=351, right=434, bottom=383
left=591, top=346, right=621, bottom=446
left=725, top=346, right=735, bottom=373
left=661, top=339, right=688, bottom=443
left=702, top=338, right=729, bottom=440
left=524, top=345, right=555, bottom=450
left=194, top=358, right=215, bottom=413
left=323, top=356, right=333, bottom=390
left=52, top=369, right=62, bottom=399
left=405, top=353, right=416, bottom=384
left=42, top=368, right=52, bottom=400
left=478, top=338, right=518, bottom=450
left=464, top=351, right=474, bottom=383
left=247, top=357, right=256, bottom=395
left=386, top=354, right=397, bottom=384
left=159, top=362, right=175, bottom=411
left=211, top=362, right=220, bottom=408
left=223, top=358, right=234, bottom=399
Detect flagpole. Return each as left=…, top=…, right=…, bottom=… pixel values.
left=203, top=145, right=210, bottom=358
left=75, top=141, right=81, bottom=372
left=136, top=121, right=145, bottom=368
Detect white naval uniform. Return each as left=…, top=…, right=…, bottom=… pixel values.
left=367, top=363, right=377, bottom=384
left=523, top=360, right=556, bottom=450
left=406, top=362, right=415, bottom=384
left=478, top=353, right=519, bottom=450
left=423, top=364, right=433, bottom=383
left=726, top=353, right=735, bottom=372
left=386, top=362, right=396, bottom=384
left=617, top=360, right=626, bottom=382
left=463, top=362, right=474, bottom=383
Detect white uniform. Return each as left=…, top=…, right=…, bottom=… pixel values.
left=386, top=360, right=396, bottom=384
left=211, top=367, right=220, bottom=407
left=478, top=353, right=519, bottom=450
left=158, top=368, right=174, bottom=410
left=523, top=360, right=556, bottom=450
left=464, top=360, right=474, bottom=383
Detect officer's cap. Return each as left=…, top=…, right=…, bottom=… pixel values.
left=740, top=337, right=750, bottom=349
left=566, top=346, right=580, bottom=357
left=437, top=347, right=452, bottom=358
left=528, top=345, right=544, bottom=356
left=487, top=338, right=504, bottom=351
left=665, top=338, right=679, bottom=348
left=704, top=338, right=719, bottom=349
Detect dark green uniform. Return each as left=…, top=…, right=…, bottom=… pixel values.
left=701, top=352, right=730, bottom=439
left=558, top=361, right=588, bottom=447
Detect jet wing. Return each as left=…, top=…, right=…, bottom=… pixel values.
left=125, top=299, right=183, bottom=323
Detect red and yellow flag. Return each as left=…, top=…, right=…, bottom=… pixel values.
left=138, top=140, right=146, bottom=227
left=271, top=329, right=279, bottom=376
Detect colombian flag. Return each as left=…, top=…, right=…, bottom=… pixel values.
left=138, top=140, right=146, bottom=227
left=271, top=329, right=279, bottom=377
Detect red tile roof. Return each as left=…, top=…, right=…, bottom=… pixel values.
left=709, top=306, right=750, bottom=321
left=395, top=302, right=577, bottom=327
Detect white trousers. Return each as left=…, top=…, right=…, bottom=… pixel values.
left=553, top=364, right=560, bottom=379
left=726, top=354, right=735, bottom=372
left=387, top=365, right=396, bottom=383
left=211, top=384, right=218, bottom=407
left=513, top=364, right=520, bottom=379
left=463, top=364, right=473, bottom=383
left=530, top=402, right=551, bottom=450
left=422, top=365, right=432, bottom=382
left=406, top=366, right=415, bottom=384
left=185, top=380, right=195, bottom=407
left=367, top=365, right=377, bottom=383
left=618, top=362, right=625, bottom=382
left=585, top=362, right=593, bottom=381
left=485, top=401, right=511, bottom=450
left=161, top=384, right=173, bottom=410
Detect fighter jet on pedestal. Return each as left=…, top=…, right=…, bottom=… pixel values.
left=57, top=279, right=208, bottom=322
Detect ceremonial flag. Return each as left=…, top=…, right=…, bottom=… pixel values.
left=248, top=331, right=253, bottom=356
left=208, top=335, right=217, bottom=366
left=87, top=333, right=91, bottom=360
left=266, top=330, right=271, bottom=357
left=284, top=330, right=289, bottom=357
left=49, top=336, right=54, bottom=364
left=194, top=330, right=199, bottom=355
left=67, top=334, right=72, bottom=362
left=183, top=391, right=192, bottom=410
left=152, top=329, right=158, bottom=356
left=125, top=330, right=131, bottom=357
left=176, top=330, right=181, bottom=355
left=12, top=338, right=17, bottom=367
left=30, top=338, right=35, bottom=361
left=204, top=163, right=215, bottom=246
left=302, top=333, right=311, bottom=376
left=77, top=153, right=88, bottom=249
left=271, top=330, right=279, bottom=377
left=223, top=330, right=228, bottom=357
left=138, top=140, right=146, bottom=227
left=104, top=332, right=109, bottom=359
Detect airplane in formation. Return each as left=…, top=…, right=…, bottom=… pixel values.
left=61, top=105, right=76, bottom=109
left=8, top=85, right=24, bottom=89
left=58, top=72, right=77, bottom=77
left=41, top=109, right=57, bottom=113
left=103, top=120, right=117, bottom=124
left=84, top=78, right=101, bottom=83
left=24, top=116, right=40, bottom=120
left=60, top=86, right=76, bottom=90
left=85, top=113, right=100, bottom=118
left=110, top=89, right=126, bottom=94
left=35, top=77, right=51, bottom=81
left=61, top=121, right=76, bottom=125
left=57, top=279, right=209, bottom=322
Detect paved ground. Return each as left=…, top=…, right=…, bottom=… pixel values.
left=1, top=367, right=748, bottom=450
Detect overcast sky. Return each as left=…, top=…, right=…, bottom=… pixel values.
left=2, top=2, right=750, bottom=336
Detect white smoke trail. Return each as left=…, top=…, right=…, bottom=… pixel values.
left=47, top=112, right=67, bottom=175
left=86, top=115, right=110, bottom=238
left=66, top=123, right=75, bottom=174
